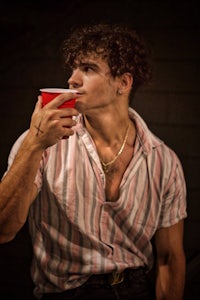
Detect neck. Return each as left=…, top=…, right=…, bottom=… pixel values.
left=83, top=114, right=130, bottom=146
left=100, top=121, right=130, bottom=173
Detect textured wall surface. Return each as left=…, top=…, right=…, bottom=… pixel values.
left=0, top=0, right=199, bottom=298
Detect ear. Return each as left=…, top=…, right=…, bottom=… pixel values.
left=118, top=73, right=133, bottom=94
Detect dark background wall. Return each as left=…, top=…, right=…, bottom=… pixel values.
left=0, top=0, right=199, bottom=299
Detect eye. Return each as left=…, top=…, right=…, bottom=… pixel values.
left=83, top=65, right=94, bottom=72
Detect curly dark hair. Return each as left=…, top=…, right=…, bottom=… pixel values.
left=62, top=23, right=152, bottom=91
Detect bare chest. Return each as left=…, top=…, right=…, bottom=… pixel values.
left=103, top=146, right=134, bottom=202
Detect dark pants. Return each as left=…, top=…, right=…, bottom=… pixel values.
left=41, top=268, right=156, bottom=300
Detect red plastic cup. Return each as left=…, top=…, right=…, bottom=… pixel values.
left=40, top=88, right=77, bottom=139
left=40, top=88, right=77, bottom=108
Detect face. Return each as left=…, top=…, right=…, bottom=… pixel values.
left=68, top=56, right=121, bottom=115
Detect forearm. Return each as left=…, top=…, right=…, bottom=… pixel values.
left=0, top=134, right=43, bottom=243
left=156, top=253, right=186, bottom=300
left=0, top=95, right=78, bottom=243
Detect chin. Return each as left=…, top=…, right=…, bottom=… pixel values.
left=75, top=101, right=85, bottom=113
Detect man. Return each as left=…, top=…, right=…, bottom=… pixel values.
left=0, top=23, right=187, bottom=300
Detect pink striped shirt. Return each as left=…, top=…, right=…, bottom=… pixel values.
left=7, top=108, right=187, bottom=298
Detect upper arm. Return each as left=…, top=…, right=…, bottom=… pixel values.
left=154, top=220, right=185, bottom=264
left=154, top=221, right=186, bottom=299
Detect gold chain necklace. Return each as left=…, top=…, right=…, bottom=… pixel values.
left=100, top=122, right=130, bottom=173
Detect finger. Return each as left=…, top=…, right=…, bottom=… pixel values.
left=58, top=107, right=79, bottom=118
left=62, top=127, right=75, bottom=138
left=44, top=93, right=77, bottom=109
left=32, top=96, right=43, bottom=115
left=60, top=116, right=77, bottom=128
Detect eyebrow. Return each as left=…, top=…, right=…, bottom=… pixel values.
left=78, top=62, right=100, bottom=70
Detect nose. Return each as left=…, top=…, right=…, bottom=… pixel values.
left=68, top=69, right=82, bottom=89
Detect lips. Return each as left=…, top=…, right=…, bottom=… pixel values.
left=74, top=91, right=84, bottom=97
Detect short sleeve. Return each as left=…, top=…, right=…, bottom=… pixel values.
left=158, top=154, right=187, bottom=228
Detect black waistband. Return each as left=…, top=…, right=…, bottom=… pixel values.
left=84, top=267, right=145, bottom=286
left=42, top=268, right=149, bottom=300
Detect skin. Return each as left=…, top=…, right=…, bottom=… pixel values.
left=0, top=56, right=185, bottom=299
left=155, top=220, right=186, bottom=300
left=0, top=94, right=79, bottom=242
left=68, top=57, right=136, bottom=201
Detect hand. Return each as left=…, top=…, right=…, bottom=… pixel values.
left=29, top=92, right=79, bottom=149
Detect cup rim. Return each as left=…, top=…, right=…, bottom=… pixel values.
left=40, top=88, right=78, bottom=93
